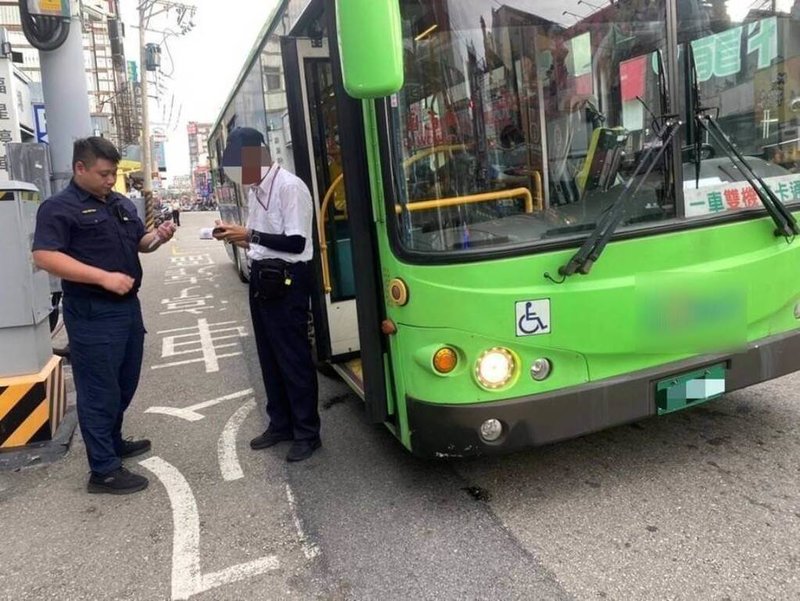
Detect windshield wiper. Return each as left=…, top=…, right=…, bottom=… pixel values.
left=547, top=49, right=679, bottom=282
left=547, top=115, right=681, bottom=281
left=655, top=49, right=676, bottom=208
left=638, top=51, right=675, bottom=207
left=688, top=44, right=798, bottom=240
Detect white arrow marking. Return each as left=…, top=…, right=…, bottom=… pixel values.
left=139, top=456, right=279, bottom=600
left=218, top=399, right=256, bottom=481
left=145, top=389, right=253, bottom=422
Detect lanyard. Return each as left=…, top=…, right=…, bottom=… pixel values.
left=253, top=166, right=280, bottom=212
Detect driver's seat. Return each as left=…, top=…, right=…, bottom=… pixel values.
left=576, top=126, right=628, bottom=200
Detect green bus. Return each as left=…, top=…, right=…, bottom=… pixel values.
left=209, top=0, right=800, bottom=457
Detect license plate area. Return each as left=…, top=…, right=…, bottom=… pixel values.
left=655, top=363, right=727, bottom=415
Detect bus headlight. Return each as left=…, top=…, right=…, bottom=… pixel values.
left=475, top=347, right=516, bottom=389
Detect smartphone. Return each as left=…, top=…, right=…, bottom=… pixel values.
left=212, top=226, right=225, bottom=236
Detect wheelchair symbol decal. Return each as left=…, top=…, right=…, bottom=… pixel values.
left=515, top=300, right=551, bottom=336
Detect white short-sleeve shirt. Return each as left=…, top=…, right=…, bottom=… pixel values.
left=245, top=164, right=314, bottom=263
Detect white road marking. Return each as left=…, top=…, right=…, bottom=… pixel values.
left=160, top=292, right=215, bottom=316
left=196, top=318, right=218, bottom=371
left=170, top=254, right=215, bottom=267
left=152, top=319, right=248, bottom=373
left=140, top=456, right=280, bottom=601
left=218, top=399, right=256, bottom=481
left=285, top=484, right=321, bottom=560
left=145, top=389, right=253, bottom=422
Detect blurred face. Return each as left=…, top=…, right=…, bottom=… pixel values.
left=74, top=158, right=117, bottom=199
left=242, top=145, right=271, bottom=185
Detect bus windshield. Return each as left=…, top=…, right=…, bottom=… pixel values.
left=387, top=0, right=800, bottom=255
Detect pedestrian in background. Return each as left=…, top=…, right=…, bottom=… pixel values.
left=171, top=198, right=181, bottom=226
left=32, top=137, right=176, bottom=495
left=213, top=126, right=321, bottom=462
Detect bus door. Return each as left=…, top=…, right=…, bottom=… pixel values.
left=283, top=38, right=360, bottom=364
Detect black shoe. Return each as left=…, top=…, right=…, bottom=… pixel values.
left=250, top=430, right=293, bottom=450
left=87, top=467, right=149, bottom=495
left=286, top=439, right=321, bottom=462
left=118, top=438, right=152, bottom=459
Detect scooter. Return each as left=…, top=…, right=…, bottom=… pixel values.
left=154, top=205, right=173, bottom=227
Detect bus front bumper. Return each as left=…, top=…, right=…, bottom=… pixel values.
left=407, top=329, right=800, bottom=458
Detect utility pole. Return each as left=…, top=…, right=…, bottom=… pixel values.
left=21, top=0, right=92, bottom=194
left=139, top=4, right=153, bottom=229
left=137, top=0, right=196, bottom=231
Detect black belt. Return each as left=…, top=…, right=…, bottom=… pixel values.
left=252, top=258, right=307, bottom=268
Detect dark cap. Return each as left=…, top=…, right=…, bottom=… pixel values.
left=222, top=127, right=266, bottom=169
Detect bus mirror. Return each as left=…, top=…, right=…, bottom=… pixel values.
left=335, top=0, right=403, bottom=98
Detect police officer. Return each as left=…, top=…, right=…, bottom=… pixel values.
left=32, top=137, right=176, bottom=494
left=213, top=127, right=321, bottom=462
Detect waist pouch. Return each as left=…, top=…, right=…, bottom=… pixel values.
left=252, top=259, right=293, bottom=300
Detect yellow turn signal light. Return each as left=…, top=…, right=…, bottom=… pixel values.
left=433, top=347, right=458, bottom=374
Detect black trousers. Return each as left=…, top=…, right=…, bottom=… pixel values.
left=249, top=261, right=320, bottom=442
left=63, top=295, right=145, bottom=474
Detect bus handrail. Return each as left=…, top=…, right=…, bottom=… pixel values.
left=533, top=171, right=543, bottom=210
left=402, top=144, right=467, bottom=167
left=319, top=173, right=345, bottom=294
left=401, top=146, right=543, bottom=210
left=320, top=173, right=543, bottom=294
left=395, top=185, right=540, bottom=215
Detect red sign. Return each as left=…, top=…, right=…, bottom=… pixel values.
left=620, top=55, right=646, bottom=102
left=575, top=73, right=593, bottom=96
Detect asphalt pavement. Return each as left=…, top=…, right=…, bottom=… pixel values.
left=1, top=211, right=799, bottom=600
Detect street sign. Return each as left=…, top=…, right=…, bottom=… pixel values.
left=152, top=140, right=167, bottom=172
left=127, top=60, right=138, bottom=84
left=26, top=0, right=70, bottom=18
left=33, top=103, right=47, bottom=144
left=0, top=58, right=22, bottom=180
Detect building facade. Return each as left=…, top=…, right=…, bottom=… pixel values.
left=0, top=0, right=137, bottom=149
left=187, top=120, right=211, bottom=199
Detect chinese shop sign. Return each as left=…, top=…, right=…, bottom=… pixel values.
left=651, top=17, right=778, bottom=81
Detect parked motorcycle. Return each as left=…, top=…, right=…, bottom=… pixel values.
left=154, top=205, right=173, bottom=227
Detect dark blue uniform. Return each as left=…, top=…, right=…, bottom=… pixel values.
left=33, top=181, right=146, bottom=475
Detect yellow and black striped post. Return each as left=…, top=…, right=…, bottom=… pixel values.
left=144, top=189, right=155, bottom=231
left=0, top=356, right=66, bottom=449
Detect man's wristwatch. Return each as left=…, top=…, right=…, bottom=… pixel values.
left=249, top=229, right=260, bottom=246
